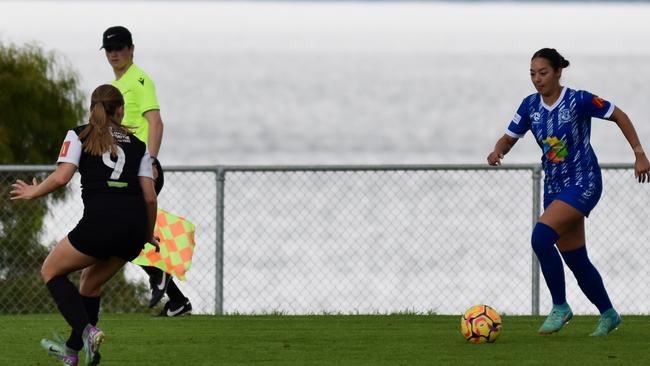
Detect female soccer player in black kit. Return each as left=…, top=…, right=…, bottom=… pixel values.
left=10, top=84, right=158, bottom=366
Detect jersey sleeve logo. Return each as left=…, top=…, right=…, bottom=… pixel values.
left=592, top=95, right=605, bottom=109
left=59, top=141, right=71, bottom=157
left=138, top=77, right=145, bottom=85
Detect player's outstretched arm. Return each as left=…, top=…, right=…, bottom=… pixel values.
left=9, top=162, right=76, bottom=200
left=487, top=134, right=518, bottom=166
left=608, top=107, right=650, bottom=183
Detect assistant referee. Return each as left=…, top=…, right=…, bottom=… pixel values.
left=96, top=25, right=192, bottom=317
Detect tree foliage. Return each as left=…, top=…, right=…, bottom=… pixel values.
left=0, top=42, right=148, bottom=313
left=0, top=43, right=85, bottom=164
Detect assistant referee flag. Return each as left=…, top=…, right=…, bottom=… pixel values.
left=132, top=209, right=196, bottom=280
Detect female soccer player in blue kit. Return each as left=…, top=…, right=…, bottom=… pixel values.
left=487, top=48, right=650, bottom=336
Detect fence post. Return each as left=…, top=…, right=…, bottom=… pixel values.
left=215, top=167, right=226, bottom=315
left=531, top=165, right=542, bottom=315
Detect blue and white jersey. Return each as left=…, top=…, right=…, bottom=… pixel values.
left=505, top=87, right=614, bottom=194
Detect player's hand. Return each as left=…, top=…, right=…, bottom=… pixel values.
left=634, top=153, right=650, bottom=183
left=487, top=151, right=504, bottom=166
left=150, top=235, right=161, bottom=253
left=9, top=177, right=39, bottom=200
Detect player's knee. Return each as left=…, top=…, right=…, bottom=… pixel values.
left=40, top=266, right=48, bottom=283
left=79, top=272, right=101, bottom=297
left=79, top=283, right=101, bottom=297
left=531, top=222, right=560, bottom=254
left=40, top=262, right=56, bottom=283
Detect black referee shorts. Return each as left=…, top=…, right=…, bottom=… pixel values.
left=152, top=157, right=164, bottom=195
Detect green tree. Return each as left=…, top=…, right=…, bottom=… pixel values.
left=0, top=42, right=148, bottom=313
left=0, top=43, right=84, bottom=164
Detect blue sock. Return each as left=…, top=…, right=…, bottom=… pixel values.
left=531, top=223, right=565, bottom=305
left=560, top=246, right=613, bottom=314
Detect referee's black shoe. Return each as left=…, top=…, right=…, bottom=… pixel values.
left=148, top=270, right=171, bottom=308
left=157, top=298, right=192, bottom=317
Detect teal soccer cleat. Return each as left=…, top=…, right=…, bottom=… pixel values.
left=538, top=303, right=573, bottom=335
left=41, top=336, right=79, bottom=366
left=590, top=308, right=621, bottom=336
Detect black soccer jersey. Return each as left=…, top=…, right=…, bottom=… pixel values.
left=57, top=125, right=153, bottom=201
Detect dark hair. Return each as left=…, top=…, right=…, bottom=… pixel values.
left=532, top=48, right=570, bottom=70
left=78, top=84, right=129, bottom=156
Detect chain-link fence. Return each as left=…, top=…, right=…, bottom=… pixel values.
left=1, top=164, right=649, bottom=316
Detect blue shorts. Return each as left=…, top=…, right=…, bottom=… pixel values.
left=543, top=180, right=602, bottom=217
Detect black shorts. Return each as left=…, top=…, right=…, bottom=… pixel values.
left=152, top=157, right=164, bottom=195
left=68, top=194, right=148, bottom=261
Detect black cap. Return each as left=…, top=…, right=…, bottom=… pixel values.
left=101, top=26, right=132, bottom=49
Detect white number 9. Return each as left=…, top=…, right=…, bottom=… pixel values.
left=102, top=146, right=126, bottom=179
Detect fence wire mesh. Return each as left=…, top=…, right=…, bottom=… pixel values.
left=0, top=165, right=648, bottom=316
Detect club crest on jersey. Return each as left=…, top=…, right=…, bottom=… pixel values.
left=592, top=95, right=606, bottom=109
left=542, top=136, right=568, bottom=163
left=558, top=108, right=572, bottom=124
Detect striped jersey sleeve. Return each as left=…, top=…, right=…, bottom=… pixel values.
left=578, top=90, right=615, bottom=120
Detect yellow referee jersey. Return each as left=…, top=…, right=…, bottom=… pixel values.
left=112, top=63, right=160, bottom=144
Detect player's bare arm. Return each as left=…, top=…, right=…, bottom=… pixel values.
left=10, top=163, right=76, bottom=200
left=607, top=107, right=650, bottom=182
left=487, top=134, right=518, bottom=166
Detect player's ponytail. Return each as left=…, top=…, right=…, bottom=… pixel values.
left=532, top=48, right=570, bottom=71
left=79, top=84, right=129, bottom=156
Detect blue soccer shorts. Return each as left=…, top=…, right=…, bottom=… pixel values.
left=543, top=179, right=602, bottom=217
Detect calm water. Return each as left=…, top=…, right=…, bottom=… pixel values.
left=2, top=1, right=650, bottom=166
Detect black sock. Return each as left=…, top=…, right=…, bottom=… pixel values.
left=165, top=279, right=186, bottom=303
left=66, top=329, right=84, bottom=352
left=141, top=265, right=159, bottom=277
left=69, top=295, right=101, bottom=351
left=81, top=295, right=101, bottom=326
left=142, top=265, right=162, bottom=289
left=142, top=266, right=186, bottom=303
left=46, top=276, right=89, bottom=351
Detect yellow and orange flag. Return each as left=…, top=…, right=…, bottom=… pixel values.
left=132, top=209, right=196, bottom=281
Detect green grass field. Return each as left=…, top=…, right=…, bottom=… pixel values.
left=1, top=314, right=648, bottom=365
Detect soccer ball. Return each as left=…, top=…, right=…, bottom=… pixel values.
left=460, top=304, right=502, bottom=343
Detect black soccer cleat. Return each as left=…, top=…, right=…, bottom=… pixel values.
left=148, top=270, right=171, bottom=308
left=157, top=298, right=192, bottom=317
